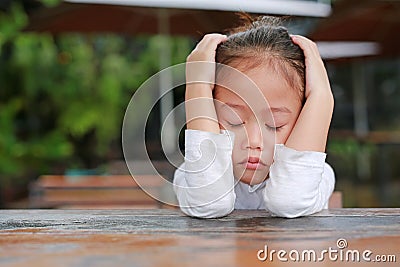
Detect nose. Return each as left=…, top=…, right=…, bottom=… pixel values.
left=245, top=122, right=263, bottom=150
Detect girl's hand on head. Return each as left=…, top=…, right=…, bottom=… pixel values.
left=186, top=34, right=228, bottom=91
left=290, top=35, right=333, bottom=100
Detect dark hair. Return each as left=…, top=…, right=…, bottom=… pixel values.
left=216, top=14, right=305, bottom=102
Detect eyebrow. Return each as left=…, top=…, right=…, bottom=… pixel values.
left=221, top=103, right=292, bottom=114
left=221, top=103, right=246, bottom=110
left=270, top=107, right=292, bottom=114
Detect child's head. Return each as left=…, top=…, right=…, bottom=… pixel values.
left=214, top=15, right=305, bottom=185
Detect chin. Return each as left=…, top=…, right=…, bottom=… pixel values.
left=236, top=170, right=268, bottom=185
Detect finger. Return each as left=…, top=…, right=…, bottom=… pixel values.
left=196, top=34, right=227, bottom=51
left=291, top=35, right=321, bottom=60
left=197, top=34, right=227, bottom=52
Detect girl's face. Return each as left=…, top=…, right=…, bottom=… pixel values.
left=214, top=62, right=303, bottom=185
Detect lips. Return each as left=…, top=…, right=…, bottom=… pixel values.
left=240, top=157, right=267, bottom=170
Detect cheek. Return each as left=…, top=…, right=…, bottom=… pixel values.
left=276, top=129, right=291, bottom=144
left=230, top=127, right=247, bottom=149
left=275, top=118, right=298, bottom=144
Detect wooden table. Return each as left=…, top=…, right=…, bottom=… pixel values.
left=0, top=209, right=399, bottom=266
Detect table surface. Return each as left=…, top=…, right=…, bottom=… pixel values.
left=0, top=209, right=399, bottom=267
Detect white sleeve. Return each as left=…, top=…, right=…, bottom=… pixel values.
left=264, top=144, right=335, bottom=218
left=173, top=129, right=236, bottom=218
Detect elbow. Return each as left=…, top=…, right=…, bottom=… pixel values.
left=264, top=190, right=322, bottom=219
left=264, top=162, right=333, bottom=218
left=179, top=193, right=235, bottom=219
left=265, top=200, right=314, bottom=218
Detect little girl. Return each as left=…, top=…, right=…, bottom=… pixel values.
left=173, top=16, right=335, bottom=218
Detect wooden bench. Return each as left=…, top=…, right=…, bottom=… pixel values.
left=29, top=175, right=169, bottom=209
left=329, top=191, right=342, bottom=208
left=29, top=174, right=342, bottom=209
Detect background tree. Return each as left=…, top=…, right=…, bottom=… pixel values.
left=0, top=1, right=191, bottom=204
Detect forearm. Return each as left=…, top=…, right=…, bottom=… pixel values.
left=184, top=34, right=227, bottom=134
left=285, top=91, right=334, bottom=152
left=185, top=84, right=220, bottom=134
left=287, top=35, right=334, bottom=153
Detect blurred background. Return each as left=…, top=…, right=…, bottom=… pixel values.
left=0, top=0, right=399, bottom=209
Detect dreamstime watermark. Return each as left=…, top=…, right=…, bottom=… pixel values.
left=257, top=238, right=397, bottom=263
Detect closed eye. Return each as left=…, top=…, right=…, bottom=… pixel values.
left=228, top=121, right=244, bottom=127
left=265, top=124, right=284, bottom=132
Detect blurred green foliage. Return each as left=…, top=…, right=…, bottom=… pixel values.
left=0, top=2, right=191, bottom=188
left=0, top=3, right=27, bottom=50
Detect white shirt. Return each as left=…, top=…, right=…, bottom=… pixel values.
left=173, top=129, right=335, bottom=218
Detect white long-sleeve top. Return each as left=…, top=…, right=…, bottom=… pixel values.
left=173, top=129, right=335, bottom=218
